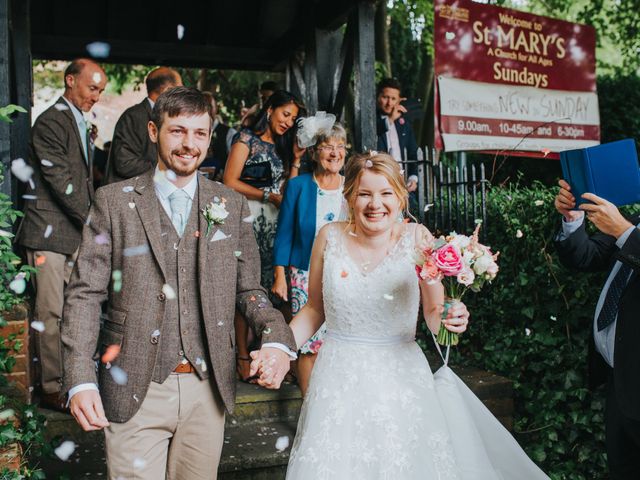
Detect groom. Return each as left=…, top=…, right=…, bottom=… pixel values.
left=62, top=86, right=295, bottom=478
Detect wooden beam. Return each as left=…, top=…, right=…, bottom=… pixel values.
left=316, top=28, right=343, bottom=112
left=352, top=1, right=376, bottom=151
left=303, top=30, right=318, bottom=114
left=0, top=0, right=11, bottom=198
left=31, top=35, right=282, bottom=71
left=329, top=16, right=355, bottom=119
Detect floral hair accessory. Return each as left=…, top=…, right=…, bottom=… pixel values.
left=296, top=111, right=336, bottom=148
left=364, top=159, right=374, bottom=168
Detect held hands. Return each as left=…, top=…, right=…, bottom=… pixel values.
left=554, top=180, right=585, bottom=222
left=249, top=347, right=291, bottom=389
left=441, top=300, right=470, bottom=334
left=69, top=390, right=110, bottom=431
left=579, top=193, right=633, bottom=238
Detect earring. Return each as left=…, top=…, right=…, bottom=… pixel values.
left=267, top=112, right=271, bottom=121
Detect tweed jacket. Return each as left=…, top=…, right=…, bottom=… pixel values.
left=17, top=97, right=94, bottom=255
left=104, top=99, right=156, bottom=184
left=62, top=169, right=296, bottom=423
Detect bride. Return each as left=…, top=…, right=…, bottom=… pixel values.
left=255, top=152, right=549, bottom=479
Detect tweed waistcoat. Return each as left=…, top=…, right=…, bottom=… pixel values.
left=152, top=193, right=210, bottom=382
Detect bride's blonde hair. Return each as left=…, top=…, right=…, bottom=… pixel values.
left=343, top=152, right=409, bottom=225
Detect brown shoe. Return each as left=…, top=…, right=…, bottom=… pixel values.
left=40, top=392, right=69, bottom=414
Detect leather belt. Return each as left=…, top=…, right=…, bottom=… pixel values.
left=173, top=362, right=195, bottom=374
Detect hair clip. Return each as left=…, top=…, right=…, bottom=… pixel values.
left=364, top=159, right=373, bottom=168
left=369, top=150, right=378, bottom=157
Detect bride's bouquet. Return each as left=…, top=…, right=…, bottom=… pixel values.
left=415, top=224, right=499, bottom=346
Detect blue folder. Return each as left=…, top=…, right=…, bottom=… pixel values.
left=560, top=139, right=640, bottom=208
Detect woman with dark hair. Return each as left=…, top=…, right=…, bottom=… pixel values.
left=224, top=90, right=306, bottom=381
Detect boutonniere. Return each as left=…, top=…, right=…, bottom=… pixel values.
left=202, top=197, right=229, bottom=235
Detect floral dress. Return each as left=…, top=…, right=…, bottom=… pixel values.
left=294, top=183, right=346, bottom=354
left=233, top=130, right=285, bottom=291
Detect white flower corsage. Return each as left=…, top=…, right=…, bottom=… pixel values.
left=202, top=197, right=229, bottom=235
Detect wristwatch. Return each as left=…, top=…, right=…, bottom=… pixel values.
left=262, top=189, right=270, bottom=203
left=291, top=162, right=301, bottom=169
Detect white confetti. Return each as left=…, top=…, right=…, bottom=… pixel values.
left=31, top=321, right=45, bottom=332
left=234, top=251, right=242, bottom=257
left=86, top=41, right=111, bottom=58
left=0, top=409, right=15, bottom=421
left=211, top=230, right=228, bottom=242
left=423, top=203, right=434, bottom=212
left=95, top=233, right=109, bottom=245
left=133, top=458, right=147, bottom=469
left=65, top=183, right=73, bottom=195
left=217, top=321, right=224, bottom=326
left=133, top=394, right=139, bottom=402
left=525, top=328, right=532, bottom=336
left=9, top=278, right=26, bottom=294
left=22, top=194, right=37, bottom=200
left=534, top=200, right=544, bottom=206
left=275, top=436, right=290, bottom=452
left=41, top=159, right=54, bottom=167
left=122, top=186, right=134, bottom=193
left=44, top=225, right=53, bottom=238
left=383, top=294, right=394, bottom=300
left=54, top=103, right=69, bottom=112
left=162, top=284, right=176, bottom=300
left=92, top=72, right=104, bottom=84
left=515, top=229, right=523, bottom=238
left=55, top=440, right=76, bottom=461
left=11, top=158, right=33, bottom=183
left=109, top=366, right=128, bottom=385
left=123, top=244, right=150, bottom=257
left=550, top=315, right=557, bottom=321
left=165, top=170, right=177, bottom=181
left=177, top=24, right=185, bottom=40
left=445, top=31, right=456, bottom=40
left=242, top=215, right=254, bottom=223
left=128, top=202, right=135, bottom=209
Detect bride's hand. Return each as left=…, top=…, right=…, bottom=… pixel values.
left=442, top=300, right=469, bottom=333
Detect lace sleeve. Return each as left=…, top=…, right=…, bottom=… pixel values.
left=232, top=129, right=255, bottom=148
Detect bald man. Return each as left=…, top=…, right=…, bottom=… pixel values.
left=104, top=67, right=182, bottom=184
left=17, top=59, right=107, bottom=410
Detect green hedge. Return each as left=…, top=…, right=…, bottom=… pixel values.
left=420, top=181, right=636, bottom=479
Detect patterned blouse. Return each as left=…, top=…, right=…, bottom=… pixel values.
left=232, top=129, right=285, bottom=194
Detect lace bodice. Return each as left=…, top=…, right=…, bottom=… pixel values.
left=322, top=223, right=420, bottom=338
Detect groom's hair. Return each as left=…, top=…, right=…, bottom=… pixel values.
left=151, top=86, right=213, bottom=132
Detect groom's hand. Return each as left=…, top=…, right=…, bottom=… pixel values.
left=69, top=390, right=110, bottom=431
left=249, top=347, right=290, bottom=389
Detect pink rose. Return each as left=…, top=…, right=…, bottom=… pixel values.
left=398, top=117, right=405, bottom=125
left=434, top=244, right=464, bottom=276
left=308, top=340, right=323, bottom=354
left=416, top=257, right=441, bottom=283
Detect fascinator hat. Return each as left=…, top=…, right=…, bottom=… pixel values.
left=296, top=111, right=337, bottom=148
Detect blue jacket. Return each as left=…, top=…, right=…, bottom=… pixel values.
left=273, top=173, right=319, bottom=271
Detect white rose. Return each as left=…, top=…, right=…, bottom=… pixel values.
left=457, top=268, right=475, bottom=286
left=473, top=255, right=493, bottom=275
left=209, top=203, right=229, bottom=220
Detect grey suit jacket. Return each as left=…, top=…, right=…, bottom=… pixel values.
left=17, top=97, right=94, bottom=255
left=62, top=170, right=296, bottom=422
left=104, top=99, right=156, bottom=185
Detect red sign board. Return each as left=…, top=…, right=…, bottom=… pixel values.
left=434, top=0, right=599, bottom=154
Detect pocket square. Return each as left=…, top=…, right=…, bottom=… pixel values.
left=210, top=229, right=230, bottom=242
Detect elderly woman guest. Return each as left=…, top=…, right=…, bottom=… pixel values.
left=224, top=90, right=306, bottom=381
left=272, top=115, right=348, bottom=395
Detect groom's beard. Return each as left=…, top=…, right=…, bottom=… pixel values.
left=159, top=147, right=204, bottom=177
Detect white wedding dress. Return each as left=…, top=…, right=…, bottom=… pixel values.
left=286, top=224, right=549, bottom=480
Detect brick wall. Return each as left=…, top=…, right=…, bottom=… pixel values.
left=0, top=303, right=31, bottom=403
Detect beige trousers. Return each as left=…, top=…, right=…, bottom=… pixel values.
left=104, top=373, right=226, bottom=480
left=25, top=249, right=77, bottom=394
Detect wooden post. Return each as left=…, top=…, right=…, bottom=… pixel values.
left=0, top=0, right=11, bottom=199
left=315, top=28, right=342, bottom=112
left=352, top=0, right=376, bottom=152
left=304, top=31, right=318, bottom=114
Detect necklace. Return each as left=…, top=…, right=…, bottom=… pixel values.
left=313, top=172, right=343, bottom=193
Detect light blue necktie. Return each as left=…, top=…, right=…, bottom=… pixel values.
left=168, top=189, right=190, bottom=236
left=78, top=116, right=89, bottom=161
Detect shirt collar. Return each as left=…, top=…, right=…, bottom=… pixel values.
left=61, top=96, right=86, bottom=125
left=154, top=165, right=198, bottom=201
left=147, top=97, right=155, bottom=109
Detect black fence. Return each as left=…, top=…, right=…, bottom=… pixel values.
left=402, top=148, right=489, bottom=241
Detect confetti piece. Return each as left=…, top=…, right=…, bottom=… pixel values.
left=31, top=321, right=45, bottom=332
left=211, top=230, right=228, bottom=242
left=217, top=321, right=224, bottom=326
left=424, top=203, right=434, bottom=212
left=92, top=72, right=104, bottom=83
left=10, top=158, right=33, bottom=182
left=44, top=225, right=53, bottom=238
left=133, top=394, right=139, bottom=402
left=22, top=194, right=37, bottom=200
left=162, top=284, right=176, bottom=300
left=0, top=409, right=14, bottom=421
left=41, top=159, right=54, bottom=167
left=9, top=278, right=26, bottom=294
left=242, top=215, right=254, bottom=223
left=541, top=148, right=551, bottom=157
left=258, top=302, right=267, bottom=309
left=122, top=186, right=134, bottom=193
left=534, top=200, right=544, bottom=206
left=445, top=31, right=456, bottom=40
left=95, top=233, right=109, bottom=245
left=35, top=254, right=46, bottom=266
left=101, top=344, right=121, bottom=363
left=54, top=103, right=69, bottom=111
left=525, top=328, right=532, bottom=336
left=263, top=327, right=272, bottom=334
left=177, top=24, right=185, bottom=39
left=515, top=229, right=523, bottom=238
left=194, top=230, right=200, bottom=237
left=166, top=170, right=177, bottom=181
left=383, top=294, right=394, bottom=300
left=550, top=315, right=557, bottom=321
left=86, top=41, right=111, bottom=58
left=0, top=229, right=13, bottom=238
left=151, top=329, right=160, bottom=340
left=133, top=458, right=147, bottom=469
left=55, top=441, right=76, bottom=461
left=65, top=183, right=73, bottom=195
left=250, top=296, right=256, bottom=301
left=275, top=436, right=290, bottom=452
left=112, top=270, right=122, bottom=292
left=109, top=366, right=128, bottom=385
left=234, top=251, right=242, bottom=257
left=123, top=244, right=150, bottom=257
left=128, top=202, right=135, bottom=209
left=341, top=270, right=348, bottom=278
left=201, top=363, right=207, bottom=372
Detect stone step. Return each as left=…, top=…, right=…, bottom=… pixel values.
left=229, top=381, right=302, bottom=426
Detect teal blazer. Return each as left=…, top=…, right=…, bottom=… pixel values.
left=274, top=173, right=319, bottom=271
